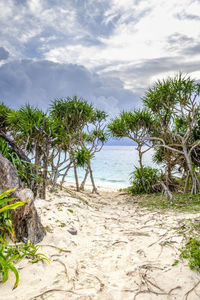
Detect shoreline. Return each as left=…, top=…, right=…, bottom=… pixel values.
left=60, top=178, right=129, bottom=192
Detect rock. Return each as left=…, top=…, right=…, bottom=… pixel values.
left=0, top=152, right=46, bottom=244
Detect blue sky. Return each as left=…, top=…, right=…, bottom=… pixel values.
left=0, top=0, right=200, bottom=116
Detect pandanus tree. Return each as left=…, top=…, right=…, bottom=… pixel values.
left=0, top=103, right=30, bottom=163
left=7, top=104, right=52, bottom=198
left=143, top=73, right=200, bottom=194
left=77, top=109, right=108, bottom=193
left=0, top=103, right=45, bottom=242
left=49, top=96, right=94, bottom=191
left=108, top=109, right=154, bottom=188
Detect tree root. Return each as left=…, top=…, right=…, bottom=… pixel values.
left=52, top=259, right=69, bottom=280
left=30, top=288, right=79, bottom=300
left=133, top=264, right=181, bottom=299
left=134, top=287, right=181, bottom=300
left=185, top=279, right=200, bottom=300
left=40, top=244, right=71, bottom=253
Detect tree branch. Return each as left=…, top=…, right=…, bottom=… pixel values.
left=0, top=132, right=31, bottom=163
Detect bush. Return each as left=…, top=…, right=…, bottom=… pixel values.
left=129, top=166, right=162, bottom=194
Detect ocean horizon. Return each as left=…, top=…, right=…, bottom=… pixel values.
left=64, top=145, right=157, bottom=188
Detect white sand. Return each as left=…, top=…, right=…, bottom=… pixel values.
left=1, top=184, right=200, bottom=300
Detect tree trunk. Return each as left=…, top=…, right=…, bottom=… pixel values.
left=60, top=163, right=72, bottom=189
left=137, top=144, right=145, bottom=188
left=161, top=181, right=173, bottom=200
left=50, top=169, right=59, bottom=192
left=39, top=136, right=50, bottom=199
left=88, top=161, right=98, bottom=194
left=74, top=165, right=80, bottom=192
left=0, top=152, right=46, bottom=244
left=80, top=168, right=89, bottom=191
left=183, top=145, right=199, bottom=194
left=184, top=171, right=190, bottom=194
left=165, top=149, right=172, bottom=188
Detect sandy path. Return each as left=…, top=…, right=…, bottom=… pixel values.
left=1, top=187, right=200, bottom=300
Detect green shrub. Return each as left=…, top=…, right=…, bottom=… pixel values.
left=180, top=238, right=200, bottom=271
left=129, top=166, right=162, bottom=194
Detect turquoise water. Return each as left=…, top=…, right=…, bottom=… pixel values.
left=65, top=146, right=156, bottom=188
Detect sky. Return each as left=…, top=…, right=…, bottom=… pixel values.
left=0, top=0, right=200, bottom=117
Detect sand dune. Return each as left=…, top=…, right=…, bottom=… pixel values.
left=1, top=184, right=200, bottom=300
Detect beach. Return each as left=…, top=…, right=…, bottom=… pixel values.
left=1, top=183, right=200, bottom=300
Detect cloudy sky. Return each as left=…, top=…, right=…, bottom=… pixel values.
left=0, top=0, right=200, bottom=115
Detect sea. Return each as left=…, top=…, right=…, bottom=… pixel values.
left=65, top=146, right=157, bottom=189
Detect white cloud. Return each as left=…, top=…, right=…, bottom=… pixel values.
left=0, top=0, right=200, bottom=110
left=43, top=0, right=200, bottom=77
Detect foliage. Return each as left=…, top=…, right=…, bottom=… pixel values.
left=0, top=103, right=12, bottom=133
left=0, top=241, right=49, bottom=289
left=0, top=189, right=48, bottom=288
left=0, top=242, right=19, bottom=289
left=0, top=188, right=26, bottom=288
left=129, top=166, right=162, bottom=194
left=143, top=73, right=200, bottom=194
left=108, top=109, right=154, bottom=140
left=180, top=238, right=200, bottom=271
left=73, top=148, right=91, bottom=168
left=7, top=104, right=47, bottom=153
left=0, top=188, right=29, bottom=242
left=50, top=96, right=93, bottom=133
left=0, top=138, right=37, bottom=186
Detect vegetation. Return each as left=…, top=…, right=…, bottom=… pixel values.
left=129, top=166, right=162, bottom=194
left=1, top=73, right=200, bottom=287
left=109, top=73, right=200, bottom=196
left=135, top=193, right=200, bottom=212
left=0, top=97, right=107, bottom=197
left=180, top=238, right=200, bottom=271
left=0, top=189, right=48, bottom=288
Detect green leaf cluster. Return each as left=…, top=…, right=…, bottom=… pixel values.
left=73, top=148, right=92, bottom=168
left=129, top=166, right=162, bottom=194
left=0, top=189, right=48, bottom=289
left=180, top=238, right=200, bottom=271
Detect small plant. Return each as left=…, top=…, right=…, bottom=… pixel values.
left=0, top=241, right=19, bottom=289
left=0, top=188, right=29, bottom=242
left=0, top=188, right=49, bottom=288
left=180, top=238, right=200, bottom=271
left=0, top=241, right=49, bottom=289
left=0, top=188, right=29, bottom=288
left=172, top=259, right=179, bottom=266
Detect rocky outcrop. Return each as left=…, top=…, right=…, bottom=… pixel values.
left=0, top=152, right=45, bottom=244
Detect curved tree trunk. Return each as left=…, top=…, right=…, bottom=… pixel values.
left=88, top=161, right=98, bottom=194
left=80, top=168, right=89, bottom=191
left=0, top=152, right=46, bottom=244
left=183, top=145, right=199, bottom=195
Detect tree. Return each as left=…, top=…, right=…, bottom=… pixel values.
left=49, top=97, right=94, bottom=191
left=143, top=73, right=200, bottom=194
left=108, top=109, right=154, bottom=188
left=7, top=104, right=52, bottom=198
left=77, top=109, right=108, bottom=193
